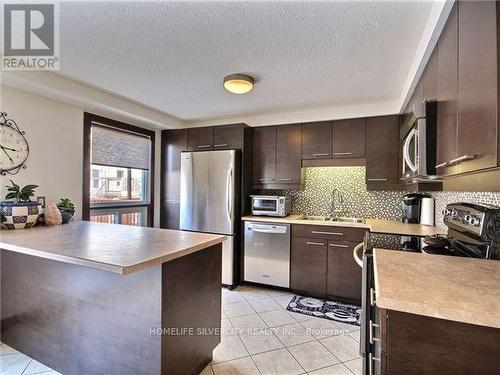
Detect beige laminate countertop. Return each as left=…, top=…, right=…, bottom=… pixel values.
left=241, top=215, right=445, bottom=237
left=374, top=248, right=500, bottom=329
left=0, top=221, right=226, bottom=275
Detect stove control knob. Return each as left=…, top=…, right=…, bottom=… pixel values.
left=464, top=214, right=472, bottom=223
left=470, top=217, right=481, bottom=227
left=443, top=209, right=452, bottom=216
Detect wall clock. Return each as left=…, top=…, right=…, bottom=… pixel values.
left=0, top=112, right=29, bottom=176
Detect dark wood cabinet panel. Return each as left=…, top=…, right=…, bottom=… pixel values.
left=213, top=124, right=244, bottom=150
left=187, top=127, right=214, bottom=151
left=161, top=129, right=187, bottom=201
left=327, top=241, right=362, bottom=302
left=366, top=115, right=401, bottom=187
left=333, top=118, right=366, bottom=158
left=436, top=4, right=458, bottom=176
left=276, top=124, right=302, bottom=184
left=160, top=200, right=181, bottom=230
left=293, top=224, right=366, bottom=242
left=422, top=48, right=438, bottom=101
left=301, top=121, right=333, bottom=159
left=457, top=0, right=498, bottom=173
left=384, top=310, right=500, bottom=375
left=252, top=126, right=277, bottom=184
left=291, top=237, right=327, bottom=296
left=160, top=129, right=187, bottom=230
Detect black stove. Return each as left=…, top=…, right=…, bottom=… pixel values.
left=360, top=202, right=500, bottom=375
left=367, top=202, right=500, bottom=259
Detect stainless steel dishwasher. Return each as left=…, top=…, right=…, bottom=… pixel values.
left=244, top=221, right=290, bottom=288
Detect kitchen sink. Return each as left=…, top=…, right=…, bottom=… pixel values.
left=331, top=217, right=365, bottom=223
left=300, top=216, right=331, bottom=221
left=299, top=216, right=364, bottom=223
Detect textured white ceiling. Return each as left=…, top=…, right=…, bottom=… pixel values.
left=58, top=1, right=434, bottom=122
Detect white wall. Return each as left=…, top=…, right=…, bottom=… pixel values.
left=1, top=86, right=84, bottom=219
left=0, top=85, right=163, bottom=226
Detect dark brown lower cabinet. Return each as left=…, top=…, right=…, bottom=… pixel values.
left=376, top=308, right=500, bottom=375
left=326, top=241, right=362, bottom=302
left=291, top=237, right=327, bottom=296
left=291, top=225, right=365, bottom=300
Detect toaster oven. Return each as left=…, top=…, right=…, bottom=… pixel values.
left=251, top=195, right=291, bottom=217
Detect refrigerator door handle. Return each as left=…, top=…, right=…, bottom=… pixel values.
left=227, top=167, right=233, bottom=223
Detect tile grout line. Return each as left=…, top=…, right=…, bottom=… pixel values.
left=282, top=344, right=308, bottom=374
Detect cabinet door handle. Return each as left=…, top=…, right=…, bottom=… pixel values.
left=213, top=143, right=229, bottom=148
left=259, top=178, right=274, bottom=182
left=448, top=154, right=476, bottom=165
left=313, top=153, right=330, bottom=157
left=369, top=320, right=380, bottom=344
left=276, top=178, right=293, bottom=181
left=435, top=161, right=448, bottom=169
left=370, top=288, right=376, bottom=307
left=306, top=241, right=325, bottom=246
left=334, top=152, right=352, bottom=156
left=329, top=243, right=349, bottom=248
left=311, top=230, right=343, bottom=236
left=197, top=144, right=212, bottom=149
left=368, top=353, right=381, bottom=375
left=367, top=178, right=388, bottom=182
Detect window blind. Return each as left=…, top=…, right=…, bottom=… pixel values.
left=91, top=124, right=151, bottom=170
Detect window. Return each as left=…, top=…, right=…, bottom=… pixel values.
left=83, top=113, right=155, bottom=227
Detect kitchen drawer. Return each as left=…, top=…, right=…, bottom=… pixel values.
left=292, top=224, right=367, bottom=242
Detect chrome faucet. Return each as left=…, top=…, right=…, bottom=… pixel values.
left=330, top=189, right=343, bottom=219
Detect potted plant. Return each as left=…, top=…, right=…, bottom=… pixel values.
left=0, top=180, right=41, bottom=229
left=57, top=197, right=75, bottom=224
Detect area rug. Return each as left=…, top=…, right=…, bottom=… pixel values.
left=286, top=295, right=361, bottom=326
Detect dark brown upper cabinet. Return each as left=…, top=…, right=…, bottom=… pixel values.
left=366, top=115, right=401, bottom=189
left=252, top=126, right=277, bottom=184
left=187, top=127, right=214, bottom=151
left=456, top=0, right=498, bottom=174
left=422, top=48, right=438, bottom=101
left=436, top=3, right=458, bottom=177
left=301, top=121, right=332, bottom=159
left=213, top=124, right=245, bottom=150
left=253, top=125, right=303, bottom=187
left=276, top=124, right=303, bottom=184
left=332, top=118, right=366, bottom=158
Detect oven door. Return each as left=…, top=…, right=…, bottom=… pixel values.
left=251, top=197, right=279, bottom=216
left=402, top=127, right=418, bottom=181
left=360, top=233, right=382, bottom=375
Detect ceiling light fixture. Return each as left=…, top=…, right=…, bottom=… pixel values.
left=223, top=74, right=254, bottom=94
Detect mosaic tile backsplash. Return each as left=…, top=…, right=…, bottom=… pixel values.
left=256, top=166, right=500, bottom=229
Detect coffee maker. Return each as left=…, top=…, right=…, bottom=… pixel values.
left=401, top=193, right=429, bottom=223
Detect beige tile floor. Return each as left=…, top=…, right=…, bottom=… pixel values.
left=0, top=285, right=362, bottom=375
left=207, top=284, right=362, bottom=375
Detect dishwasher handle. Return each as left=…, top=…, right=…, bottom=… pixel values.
left=247, top=223, right=289, bottom=234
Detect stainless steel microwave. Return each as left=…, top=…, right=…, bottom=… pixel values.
left=400, top=101, right=441, bottom=183
left=251, top=195, right=291, bottom=217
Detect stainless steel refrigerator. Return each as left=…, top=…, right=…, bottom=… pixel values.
left=179, top=150, right=239, bottom=286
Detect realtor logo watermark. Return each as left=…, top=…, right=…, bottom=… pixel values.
left=2, top=1, right=59, bottom=70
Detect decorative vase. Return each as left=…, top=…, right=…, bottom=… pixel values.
left=59, top=208, right=75, bottom=224
left=45, top=202, right=62, bottom=226
left=0, top=201, right=42, bottom=229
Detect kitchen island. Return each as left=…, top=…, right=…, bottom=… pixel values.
left=0, top=222, right=226, bottom=375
